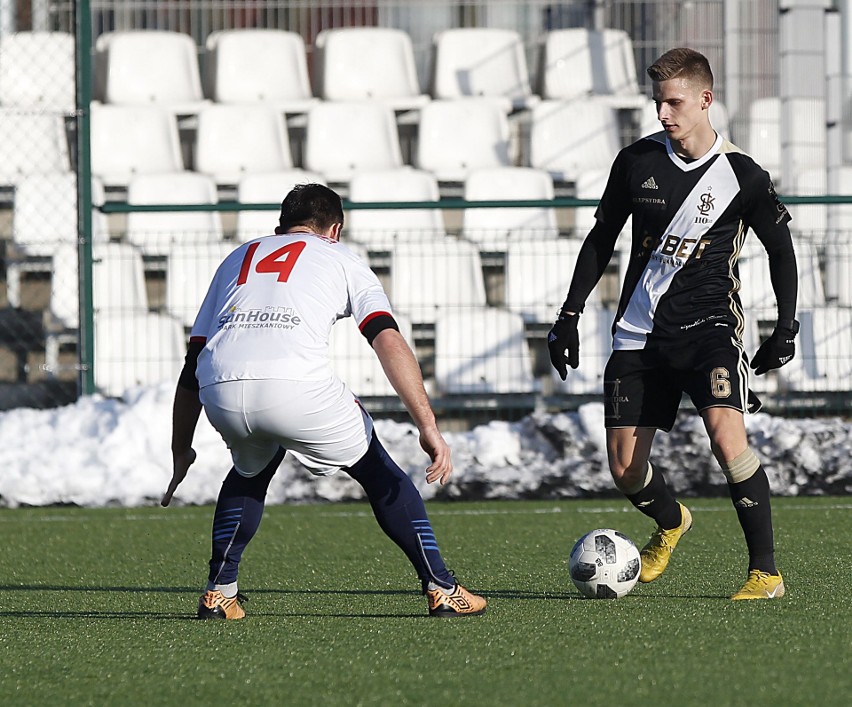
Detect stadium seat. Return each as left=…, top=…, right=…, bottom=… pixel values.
left=787, top=167, right=828, bottom=242
left=0, top=108, right=70, bottom=186
left=415, top=99, right=511, bottom=183
left=205, top=29, right=318, bottom=113
left=746, top=97, right=826, bottom=187
left=433, top=306, right=537, bottom=394
left=537, top=28, right=646, bottom=109
left=315, top=28, right=429, bottom=111
left=235, top=170, right=326, bottom=243
left=737, top=239, right=825, bottom=318
left=768, top=307, right=852, bottom=393
left=303, top=101, right=404, bottom=183
left=6, top=174, right=109, bottom=307
left=194, top=104, right=293, bottom=186
left=824, top=233, right=852, bottom=306
left=504, top=237, right=599, bottom=323
left=125, top=172, right=224, bottom=257
left=166, top=241, right=235, bottom=328
left=50, top=241, right=149, bottom=329
left=347, top=168, right=446, bottom=248
left=461, top=167, right=558, bottom=250
left=94, top=310, right=186, bottom=398
left=89, top=103, right=184, bottom=188
left=94, top=30, right=210, bottom=114
left=329, top=312, right=414, bottom=397
left=431, top=28, right=539, bottom=112
left=550, top=305, right=614, bottom=395
left=529, top=100, right=621, bottom=183
left=0, top=31, right=75, bottom=113
left=389, top=240, right=487, bottom=324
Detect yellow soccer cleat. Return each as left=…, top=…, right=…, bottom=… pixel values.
left=731, top=570, right=786, bottom=600
left=197, top=590, right=247, bottom=620
left=638, top=503, right=693, bottom=583
left=426, top=583, right=487, bottom=617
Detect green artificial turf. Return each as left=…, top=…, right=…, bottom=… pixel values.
left=0, top=497, right=849, bottom=706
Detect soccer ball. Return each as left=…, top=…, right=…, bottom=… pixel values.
left=568, top=528, right=641, bottom=599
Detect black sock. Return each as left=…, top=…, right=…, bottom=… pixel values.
left=625, top=464, right=682, bottom=530
left=346, top=434, right=454, bottom=590
left=208, top=448, right=285, bottom=588
left=727, top=466, right=777, bottom=574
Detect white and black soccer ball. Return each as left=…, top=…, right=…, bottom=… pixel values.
left=568, top=528, right=641, bottom=599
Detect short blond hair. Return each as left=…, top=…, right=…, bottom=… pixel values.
left=647, top=48, right=713, bottom=89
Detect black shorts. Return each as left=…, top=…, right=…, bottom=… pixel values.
left=603, top=330, right=751, bottom=432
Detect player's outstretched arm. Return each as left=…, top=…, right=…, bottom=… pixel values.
left=162, top=383, right=202, bottom=506
left=371, top=328, right=453, bottom=485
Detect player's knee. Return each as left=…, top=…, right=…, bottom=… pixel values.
left=716, top=446, right=761, bottom=483
left=609, top=459, right=651, bottom=494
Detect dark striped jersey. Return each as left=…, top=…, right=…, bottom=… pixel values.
left=564, top=131, right=796, bottom=350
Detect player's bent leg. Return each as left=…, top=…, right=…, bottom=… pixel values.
left=198, top=447, right=286, bottom=620
left=346, top=434, right=486, bottom=617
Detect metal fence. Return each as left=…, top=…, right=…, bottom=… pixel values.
left=0, top=0, right=850, bottom=421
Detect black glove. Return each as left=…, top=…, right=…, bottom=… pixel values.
left=750, top=320, right=799, bottom=376
left=548, top=313, right=580, bottom=380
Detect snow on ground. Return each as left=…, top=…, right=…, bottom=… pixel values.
left=0, top=382, right=850, bottom=508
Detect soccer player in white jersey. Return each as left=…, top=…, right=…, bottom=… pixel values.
left=163, top=184, right=486, bottom=619
left=548, top=48, right=798, bottom=600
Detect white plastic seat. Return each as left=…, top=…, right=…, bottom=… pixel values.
left=538, top=28, right=645, bottom=109
left=529, top=100, right=621, bottom=183
left=825, top=234, right=852, bottom=306
left=765, top=307, right=852, bottom=393
left=304, top=101, right=403, bottom=183
left=788, top=168, right=828, bottom=242
left=329, top=312, right=414, bottom=397
left=94, top=311, right=186, bottom=398
left=0, top=109, right=70, bottom=186
left=94, top=30, right=209, bottom=114
left=461, top=167, right=558, bottom=249
left=166, top=241, right=235, bottom=328
left=347, top=168, right=446, bottom=248
left=205, top=29, right=318, bottom=113
left=125, top=172, right=224, bottom=257
left=316, top=28, right=429, bottom=111
left=90, top=103, right=183, bottom=188
left=0, top=31, right=76, bottom=113
left=416, top=99, right=511, bottom=183
left=504, top=238, right=600, bottom=323
left=434, top=306, right=537, bottom=394
left=194, top=104, right=293, bottom=185
left=389, top=240, right=487, bottom=324
left=236, top=170, right=326, bottom=243
left=431, top=28, right=539, bottom=112
left=737, top=240, right=824, bottom=317
left=50, top=242, right=149, bottom=329
left=550, top=306, right=614, bottom=395
left=6, top=174, right=109, bottom=307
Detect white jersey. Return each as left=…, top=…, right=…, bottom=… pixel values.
left=191, top=233, right=392, bottom=387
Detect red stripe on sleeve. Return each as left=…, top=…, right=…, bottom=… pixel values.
left=358, top=311, right=393, bottom=331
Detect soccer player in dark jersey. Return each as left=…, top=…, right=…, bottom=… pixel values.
left=548, top=48, right=797, bottom=600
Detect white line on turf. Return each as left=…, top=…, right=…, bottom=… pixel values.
left=1, top=503, right=850, bottom=523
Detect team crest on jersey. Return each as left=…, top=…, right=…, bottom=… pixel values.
left=695, top=187, right=715, bottom=223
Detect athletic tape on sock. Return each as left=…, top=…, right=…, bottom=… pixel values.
left=622, top=461, right=654, bottom=496
left=720, top=448, right=761, bottom=483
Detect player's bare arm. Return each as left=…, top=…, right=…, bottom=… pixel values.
left=371, top=328, right=452, bottom=485
left=162, top=370, right=203, bottom=506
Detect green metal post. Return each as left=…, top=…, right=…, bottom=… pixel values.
left=75, top=0, right=95, bottom=395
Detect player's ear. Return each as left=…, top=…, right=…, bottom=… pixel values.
left=329, top=222, right=342, bottom=241
left=701, top=89, right=713, bottom=110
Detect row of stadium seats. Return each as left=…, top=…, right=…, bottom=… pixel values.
left=0, top=98, right=627, bottom=188
left=0, top=27, right=645, bottom=115
left=82, top=303, right=852, bottom=399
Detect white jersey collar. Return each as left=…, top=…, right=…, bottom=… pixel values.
left=665, top=132, right=723, bottom=172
